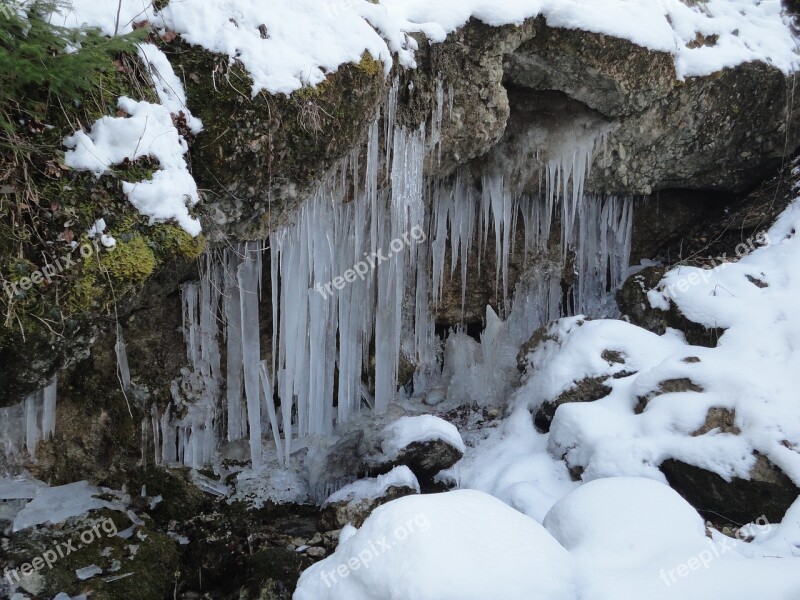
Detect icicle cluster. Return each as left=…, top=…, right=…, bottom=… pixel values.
left=151, top=257, right=224, bottom=469
left=0, top=377, right=57, bottom=470
left=160, top=76, right=635, bottom=468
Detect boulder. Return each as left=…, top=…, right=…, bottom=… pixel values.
left=661, top=453, right=800, bottom=524
left=319, top=466, right=420, bottom=530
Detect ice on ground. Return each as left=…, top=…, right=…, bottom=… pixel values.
left=0, top=475, right=47, bottom=500
left=13, top=481, right=125, bottom=532
left=294, top=489, right=577, bottom=600
left=381, top=415, right=465, bottom=460
left=324, top=466, right=419, bottom=506
left=64, top=97, right=201, bottom=236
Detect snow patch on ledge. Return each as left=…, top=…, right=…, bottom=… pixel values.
left=64, top=97, right=201, bottom=236
left=54, top=0, right=794, bottom=98
left=54, top=1, right=799, bottom=96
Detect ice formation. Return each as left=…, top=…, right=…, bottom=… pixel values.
left=157, top=76, right=634, bottom=468
left=0, top=377, right=57, bottom=470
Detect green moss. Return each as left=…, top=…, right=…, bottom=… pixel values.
left=152, top=224, right=207, bottom=261
left=101, top=235, right=157, bottom=283
left=170, top=39, right=387, bottom=238
left=356, top=52, right=383, bottom=78
left=42, top=512, right=180, bottom=600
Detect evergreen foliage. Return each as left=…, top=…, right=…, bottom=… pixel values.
left=0, top=0, right=145, bottom=132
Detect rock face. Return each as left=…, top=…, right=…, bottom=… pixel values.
left=3, top=12, right=800, bottom=407
left=661, top=454, right=800, bottom=524
left=506, top=19, right=799, bottom=195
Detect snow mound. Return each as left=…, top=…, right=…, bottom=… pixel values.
left=381, top=415, right=465, bottom=459
left=543, top=477, right=707, bottom=570
left=294, top=489, right=576, bottom=600
left=324, top=466, right=419, bottom=506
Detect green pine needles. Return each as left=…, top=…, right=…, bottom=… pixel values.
left=0, top=0, right=145, bottom=133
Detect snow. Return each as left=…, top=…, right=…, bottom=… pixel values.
left=294, top=489, right=577, bottom=600
left=381, top=415, right=465, bottom=459
left=158, top=0, right=400, bottom=96
left=49, top=0, right=154, bottom=36
left=295, top=483, right=800, bottom=600
left=55, top=1, right=797, bottom=99
left=137, top=43, right=203, bottom=135
left=324, top=466, right=419, bottom=506
left=524, top=195, right=800, bottom=487
left=158, top=0, right=798, bottom=94
left=543, top=478, right=708, bottom=570
left=64, top=97, right=201, bottom=236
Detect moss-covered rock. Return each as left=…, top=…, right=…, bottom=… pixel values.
left=165, top=41, right=388, bottom=242
left=4, top=510, right=179, bottom=600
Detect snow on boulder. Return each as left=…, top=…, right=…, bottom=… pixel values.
left=543, top=478, right=708, bottom=571
left=320, top=466, right=420, bottom=530
left=378, top=415, right=466, bottom=481
left=294, top=489, right=577, bottom=600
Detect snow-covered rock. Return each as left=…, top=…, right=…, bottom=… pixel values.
left=295, top=489, right=577, bottom=600
left=320, top=466, right=420, bottom=530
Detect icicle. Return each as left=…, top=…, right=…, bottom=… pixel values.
left=42, top=377, right=56, bottom=440
left=258, top=361, right=284, bottom=466
left=151, top=404, right=161, bottom=466
left=24, top=392, right=39, bottom=457
left=224, top=248, right=246, bottom=442
left=115, top=324, right=131, bottom=391
left=160, top=407, right=176, bottom=465
left=238, top=241, right=263, bottom=468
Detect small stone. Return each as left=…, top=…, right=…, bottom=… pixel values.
left=305, top=546, right=326, bottom=558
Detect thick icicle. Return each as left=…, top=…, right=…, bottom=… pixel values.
left=238, top=241, right=264, bottom=468
left=42, top=377, right=57, bottom=440
left=224, top=249, right=246, bottom=442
